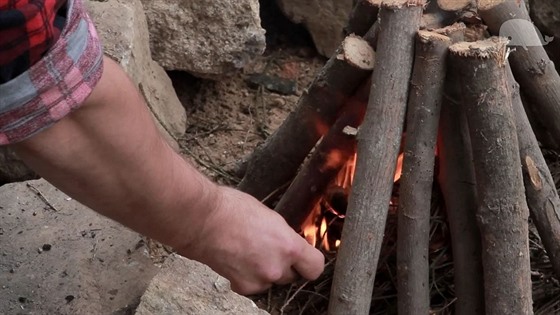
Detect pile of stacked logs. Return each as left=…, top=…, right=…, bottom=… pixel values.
left=238, top=0, right=560, bottom=313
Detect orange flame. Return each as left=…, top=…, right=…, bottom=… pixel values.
left=302, top=151, right=404, bottom=252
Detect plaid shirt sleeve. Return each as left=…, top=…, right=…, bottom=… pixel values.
left=0, top=0, right=67, bottom=83
left=0, top=0, right=103, bottom=145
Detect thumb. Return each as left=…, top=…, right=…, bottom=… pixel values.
left=292, top=236, right=325, bottom=280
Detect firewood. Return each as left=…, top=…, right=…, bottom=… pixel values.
left=328, top=1, right=425, bottom=314
left=437, top=0, right=474, bottom=12
left=396, top=30, right=451, bottom=315
left=508, top=65, right=560, bottom=279
left=478, top=0, right=560, bottom=149
left=237, top=35, right=375, bottom=202
left=345, top=0, right=381, bottom=36
left=451, top=37, right=533, bottom=315
left=433, top=22, right=467, bottom=42
left=274, top=79, right=370, bottom=230
left=437, top=25, right=485, bottom=315
left=438, top=81, right=485, bottom=315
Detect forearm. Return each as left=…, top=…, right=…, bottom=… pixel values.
left=12, top=56, right=217, bottom=250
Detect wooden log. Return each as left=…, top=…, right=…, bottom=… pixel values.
left=437, top=0, right=474, bottom=12
left=328, top=1, right=425, bottom=314
left=451, top=37, right=533, bottom=315
left=396, top=30, right=451, bottom=315
left=508, top=64, right=560, bottom=279
left=274, top=79, right=370, bottom=230
left=478, top=0, right=560, bottom=149
left=237, top=35, right=375, bottom=202
left=437, top=25, right=485, bottom=315
left=345, top=0, right=381, bottom=36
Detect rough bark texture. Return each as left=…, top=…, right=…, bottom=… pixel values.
left=396, top=30, right=451, bottom=315
left=345, top=0, right=380, bottom=36
left=451, top=37, right=533, bottom=315
left=508, top=65, right=560, bottom=279
left=274, top=80, right=370, bottom=230
left=328, top=1, right=424, bottom=314
left=479, top=0, right=560, bottom=149
left=238, top=35, right=375, bottom=203
left=437, top=27, right=485, bottom=315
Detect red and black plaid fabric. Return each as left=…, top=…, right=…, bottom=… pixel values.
left=0, top=0, right=67, bottom=83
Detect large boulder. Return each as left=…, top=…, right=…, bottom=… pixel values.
left=276, top=0, right=354, bottom=57
left=136, top=254, right=268, bottom=315
left=86, top=0, right=186, bottom=148
left=0, top=179, right=159, bottom=314
left=140, top=0, right=266, bottom=78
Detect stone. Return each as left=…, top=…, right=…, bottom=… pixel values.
left=0, top=147, right=37, bottom=185
left=135, top=254, right=269, bottom=315
left=86, top=0, right=186, bottom=148
left=140, top=0, right=266, bottom=78
left=530, top=0, right=560, bottom=37
left=530, top=0, right=560, bottom=71
left=0, top=179, right=159, bottom=314
left=276, top=0, right=354, bottom=57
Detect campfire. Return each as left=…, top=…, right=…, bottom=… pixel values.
left=237, top=0, right=560, bottom=314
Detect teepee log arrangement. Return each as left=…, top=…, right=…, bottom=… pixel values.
left=238, top=0, right=560, bottom=313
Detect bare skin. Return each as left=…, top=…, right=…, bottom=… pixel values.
left=11, top=56, right=325, bottom=295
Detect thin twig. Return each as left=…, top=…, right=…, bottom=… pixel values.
left=26, top=183, right=59, bottom=212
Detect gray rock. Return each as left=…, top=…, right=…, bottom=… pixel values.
left=136, top=254, right=269, bottom=315
left=276, top=0, right=354, bottom=57
left=86, top=0, right=186, bottom=147
left=0, top=179, right=159, bottom=314
left=140, top=0, right=266, bottom=78
left=530, top=0, right=560, bottom=37
left=0, top=147, right=37, bottom=185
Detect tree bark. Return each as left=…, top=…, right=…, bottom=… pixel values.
left=451, top=37, right=533, bottom=315
left=478, top=0, right=560, bottom=149
left=396, top=30, right=451, bottom=315
left=508, top=64, right=560, bottom=279
left=345, top=0, right=381, bottom=37
left=437, top=26, right=485, bottom=315
left=274, top=79, right=370, bottom=230
left=237, top=35, right=375, bottom=202
left=328, top=1, right=425, bottom=314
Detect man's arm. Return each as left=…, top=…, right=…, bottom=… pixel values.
left=12, top=56, right=324, bottom=294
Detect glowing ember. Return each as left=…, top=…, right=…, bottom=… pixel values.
left=302, top=151, right=405, bottom=252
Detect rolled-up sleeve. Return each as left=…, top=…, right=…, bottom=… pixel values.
left=0, top=0, right=103, bottom=145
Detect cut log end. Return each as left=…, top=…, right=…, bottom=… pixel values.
left=434, top=22, right=467, bottom=36
left=478, top=0, right=510, bottom=10
left=382, top=0, right=427, bottom=9
left=524, top=155, right=543, bottom=190
left=418, top=30, right=453, bottom=44
left=449, top=37, right=509, bottom=63
left=340, top=35, right=376, bottom=70
left=437, top=0, right=473, bottom=12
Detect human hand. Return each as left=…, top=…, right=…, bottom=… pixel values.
left=178, top=186, right=325, bottom=295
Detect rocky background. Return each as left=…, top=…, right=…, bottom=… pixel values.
left=0, top=0, right=558, bottom=314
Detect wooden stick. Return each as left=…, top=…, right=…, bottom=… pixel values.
left=396, top=30, right=451, bottom=315
left=451, top=37, right=533, bottom=315
left=345, top=0, right=381, bottom=36
left=274, top=79, right=370, bottom=230
left=478, top=0, right=560, bottom=149
left=328, top=1, right=425, bottom=314
left=237, top=35, right=375, bottom=202
left=437, top=0, right=473, bottom=12
left=508, top=64, right=560, bottom=279
left=437, top=25, right=485, bottom=315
